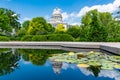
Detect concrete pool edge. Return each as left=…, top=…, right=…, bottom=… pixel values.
left=0, top=42, right=120, bottom=55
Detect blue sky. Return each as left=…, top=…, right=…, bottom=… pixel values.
left=0, top=0, right=119, bottom=25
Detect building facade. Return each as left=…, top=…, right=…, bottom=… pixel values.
left=49, top=7, right=68, bottom=29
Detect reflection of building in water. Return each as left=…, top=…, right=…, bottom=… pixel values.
left=11, top=48, right=15, bottom=54
left=50, top=59, right=62, bottom=74
left=49, top=7, right=68, bottom=29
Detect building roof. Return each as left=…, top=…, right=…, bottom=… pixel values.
left=53, top=7, right=61, bottom=15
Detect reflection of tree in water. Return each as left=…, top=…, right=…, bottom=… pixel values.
left=19, top=49, right=67, bottom=66
left=87, top=66, right=101, bottom=77
left=0, top=49, right=20, bottom=76
left=29, top=51, right=49, bottom=65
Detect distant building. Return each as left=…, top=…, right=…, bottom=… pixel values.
left=49, top=7, right=68, bottom=29
left=49, top=59, right=62, bottom=74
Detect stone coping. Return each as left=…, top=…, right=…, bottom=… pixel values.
left=0, top=42, right=120, bottom=55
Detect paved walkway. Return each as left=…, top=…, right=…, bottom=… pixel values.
left=0, top=42, right=120, bottom=55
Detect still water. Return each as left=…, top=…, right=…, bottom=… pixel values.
left=0, top=48, right=119, bottom=80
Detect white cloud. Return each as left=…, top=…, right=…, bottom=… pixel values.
left=62, top=12, right=69, bottom=20
left=60, top=0, right=120, bottom=25
left=23, top=17, right=31, bottom=21
left=45, top=15, right=50, bottom=20
left=46, top=0, right=119, bottom=25
left=19, top=17, right=31, bottom=24
left=62, top=62, right=77, bottom=70
left=62, top=12, right=80, bottom=25
left=99, top=70, right=120, bottom=80
left=23, top=61, right=31, bottom=64
left=79, top=67, right=120, bottom=80
left=62, top=12, right=76, bottom=21
left=77, top=0, right=120, bottom=17
left=70, top=22, right=81, bottom=25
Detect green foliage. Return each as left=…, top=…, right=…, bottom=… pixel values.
left=27, top=17, right=53, bottom=35
left=18, top=49, right=68, bottom=66
left=20, top=34, right=74, bottom=41
left=48, top=34, right=74, bottom=41
left=55, top=24, right=66, bottom=33
left=81, top=9, right=108, bottom=42
left=17, top=27, right=27, bottom=37
left=67, top=26, right=81, bottom=38
left=21, top=35, right=33, bottom=41
left=17, top=20, right=30, bottom=39
left=32, top=35, right=47, bottom=41
left=0, top=49, right=20, bottom=76
left=46, top=23, right=55, bottom=33
left=107, top=20, right=120, bottom=42
left=99, top=12, right=112, bottom=27
left=87, top=25, right=107, bottom=42
left=0, top=36, right=10, bottom=41
left=0, top=8, right=20, bottom=36
left=0, top=8, right=11, bottom=33
left=22, top=20, right=30, bottom=30
left=82, top=13, right=92, bottom=26
left=9, top=36, right=20, bottom=41
left=79, top=25, right=89, bottom=41
left=81, top=9, right=112, bottom=27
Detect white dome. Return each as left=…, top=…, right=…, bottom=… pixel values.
left=53, top=7, right=61, bottom=15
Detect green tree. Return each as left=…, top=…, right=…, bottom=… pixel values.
left=0, top=8, right=11, bottom=35
left=27, top=17, right=53, bottom=35
left=46, top=23, right=55, bottom=34
left=99, top=12, right=112, bottom=27
left=67, top=26, right=80, bottom=38
left=81, top=9, right=112, bottom=27
left=87, top=66, right=101, bottom=77
left=0, top=8, right=20, bottom=36
left=107, top=20, right=120, bottom=41
left=5, top=9, right=20, bottom=32
left=18, top=20, right=30, bottom=37
left=79, top=25, right=89, bottom=41
left=17, top=27, right=27, bottom=37
left=55, top=24, right=66, bottom=33
left=18, top=49, right=68, bottom=66
left=82, top=13, right=92, bottom=27
left=22, top=20, right=30, bottom=30
left=0, top=49, right=20, bottom=76
left=86, top=9, right=108, bottom=41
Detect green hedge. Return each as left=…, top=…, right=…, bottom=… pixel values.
left=0, top=36, right=10, bottom=41
left=21, top=35, right=33, bottom=41
left=107, top=37, right=120, bottom=42
left=32, top=35, right=47, bottom=41
left=21, top=34, right=74, bottom=41
left=47, top=34, right=74, bottom=41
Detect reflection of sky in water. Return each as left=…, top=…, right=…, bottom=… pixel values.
left=79, top=68, right=120, bottom=80
left=0, top=59, right=118, bottom=80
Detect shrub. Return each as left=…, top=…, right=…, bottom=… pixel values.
left=21, top=35, right=33, bottom=41
left=32, top=35, right=47, bottom=41
left=9, top=36, right=21, bottom=41
left=0, top=36, right=10, bottom=41
left=107, top=37, right=120, bottom=42
left=67, top=26, right=81, bottom=38
left=17, top=27, right=27, bottom=37
left=47, top=34, right=74, bottom=41
left=79, top=38, right=88, bottom=42
left=21, top=34, right=74, bottom=41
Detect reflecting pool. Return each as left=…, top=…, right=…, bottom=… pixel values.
left=0, top=48, right=119, bottom=80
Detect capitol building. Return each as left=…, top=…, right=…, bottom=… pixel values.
left=49, top=7, right=68, bottom=29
